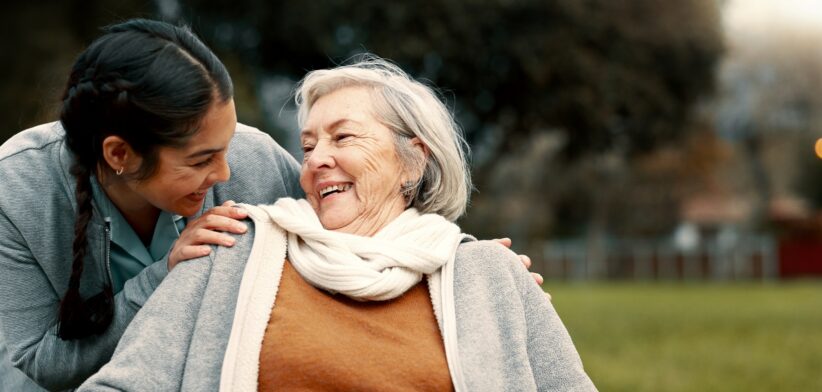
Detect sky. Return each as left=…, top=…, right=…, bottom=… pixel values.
left=724, top=0, right=822, bottom=37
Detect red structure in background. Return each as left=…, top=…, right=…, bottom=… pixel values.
left=771, top=204, right=822, bottom=278
left=779, top=239, right=822, bottom=277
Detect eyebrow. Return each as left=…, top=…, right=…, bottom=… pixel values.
left=300, top=118, right=363, bottom=138
left=185, top=147, right=225, bottom=159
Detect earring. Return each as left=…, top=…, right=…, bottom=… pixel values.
left=400, top=180, right=416, bottom=206
left=116, top=167, right=124, bottom=176
left=400, top=180, right=414, bottom=194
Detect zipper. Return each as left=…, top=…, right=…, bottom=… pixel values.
left=103, top=218, right=113, bottom=288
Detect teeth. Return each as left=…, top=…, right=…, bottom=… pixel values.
left=320, top=184, right=351, bottom=198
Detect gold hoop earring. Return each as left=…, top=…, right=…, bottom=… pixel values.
left=116, top=167, right=124, bottom=176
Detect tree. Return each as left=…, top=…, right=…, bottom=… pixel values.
left=0, top=1, right=153, bottom=142
left=1, top=1, right=725, bottom=258
left=180, top=0, right=722, bottom=160
left=171, top=0, right=724, bottom=248
left=714, top=13, right=822, bottom=222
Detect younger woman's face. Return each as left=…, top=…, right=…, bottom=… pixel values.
left=127, top=99, right=237, bottom=217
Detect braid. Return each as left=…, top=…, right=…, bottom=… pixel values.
left=69, top=164, right=93, bottom=290
left=55, top=18, right=232, bottom=340
left=57, top=164, right=114, bottom=340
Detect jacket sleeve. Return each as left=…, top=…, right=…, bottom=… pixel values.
left=77, top=252, right=214, bottom=391
left=0, top=208, right=169, bottom=391
left=510, top=252, right=598, bottom=391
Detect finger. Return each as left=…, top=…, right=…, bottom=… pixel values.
left=493, top=237, right=512, bottom=248
left=544, top=291, right=552, bottom=302
left=204, top=205, right=249, bottom=220
left=191, top=228, right=238, bottom=247
left=230, top=204, right=249, bottom=219
left=531, top=272, right=544, bottom=285
left=519, top=254, right=532, bottom=269
left=194, top=214, right=248, bottom=233
left=177, top=245, right=212, bottom=261
left=221, top=200, right=236, bottom=207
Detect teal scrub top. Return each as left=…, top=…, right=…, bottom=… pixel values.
left=90, top=178, right=186, bottom=293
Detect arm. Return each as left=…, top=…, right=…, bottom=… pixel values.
left=453, top=241, right=592, bottom=390
left=0, top=220, right=240, bottom=392
left=510, top=251, right=597, bottom=390
left=78, top=252, right=214, bottom=391
left=80, top=217, right=260, bottom=392
left=1, top=201, right=249, bottom=390
left=0, top=209, right=166, bottom=390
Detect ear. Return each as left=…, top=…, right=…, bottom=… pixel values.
left=101, top=136, right=141, bottom=176
left=404, top=137, right=430, bottom=182
left=410, top=137, right=429, bottom=159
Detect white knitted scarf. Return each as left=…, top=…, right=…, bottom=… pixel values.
left=259, top=198, right=462, bottom=301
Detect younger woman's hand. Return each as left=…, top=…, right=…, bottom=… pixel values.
left=167, top=201, right=249, bottom=271
left=493, top=237, right=545, bottom=286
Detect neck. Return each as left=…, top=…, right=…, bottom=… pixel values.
left=337, top=199, right=407, bottom=237
left=98, top=175, right=161, bottom=245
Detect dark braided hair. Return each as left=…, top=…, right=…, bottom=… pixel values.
left=57, top=19, right=233, bottom=340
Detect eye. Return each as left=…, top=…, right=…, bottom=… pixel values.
left=335, top=133, right=353, bottom=142
left=192, top=156, right=214, bottom=167
left=302, top=144, right=315, bottom=154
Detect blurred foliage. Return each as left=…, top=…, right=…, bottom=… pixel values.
left=178, top=0, right=725, bottom=244
left=0, top=0, right=724, bottom=247
left=182, top=0, right=724, bottom=161
left=713, top=23, right=822, bottom=214
left=0, top=1, right=155, bottom=140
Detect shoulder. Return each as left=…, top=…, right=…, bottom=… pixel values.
left=453, top=239, right=526, bottom=289
left=224, top=122, right=298, bottom=179
left=228, top=123, right=291, bottom=158
left=232, top=122, right=272, bottom=140
left=0, top=122, right=64, bottom=163
left=0, top=122, right=70, bottom=213
left=207, top=204, right=284, bottom=269
left=455, top=240, right=522, bottom=272
left=156, top=222, right=257, bottom=313
left=214, top=123, right=302, bottom=203
left=191, top=213, right=259, bottom=277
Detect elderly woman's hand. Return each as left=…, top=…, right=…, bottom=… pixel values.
left=493, top=238, right=551, bottom=300
left=167, top=201, right=249, bottom=271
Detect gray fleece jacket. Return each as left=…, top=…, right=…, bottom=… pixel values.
left=0, top=122, right=301, bottom=391
left=79, top=205, right=596, bottom=391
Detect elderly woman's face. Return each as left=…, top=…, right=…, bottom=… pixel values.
left=299, top=86, right=409, bottom=235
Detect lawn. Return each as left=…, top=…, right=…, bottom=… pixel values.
left=544, top=281, right=822, bottom=391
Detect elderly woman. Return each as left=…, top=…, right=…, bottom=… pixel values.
left=79, top=57, right=596, bottom=391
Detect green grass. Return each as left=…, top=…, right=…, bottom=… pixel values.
left=544, top=281, right=822, bottom=391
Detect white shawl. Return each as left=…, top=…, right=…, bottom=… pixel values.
left=260, top=198, right=463, bottom=301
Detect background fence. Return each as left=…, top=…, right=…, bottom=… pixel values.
left=540, top=235, right=779, bottom=281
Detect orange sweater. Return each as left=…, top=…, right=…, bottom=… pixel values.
left=258, top=260, right=453, bottom=391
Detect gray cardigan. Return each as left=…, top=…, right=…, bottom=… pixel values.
left=0, top=122, right=301, bottom=391
left=79, top=206, right=596, bottom=391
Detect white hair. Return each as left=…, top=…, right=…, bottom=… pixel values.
left=294, top=55, right=472, bottom=221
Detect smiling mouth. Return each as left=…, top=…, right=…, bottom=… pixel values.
left=319, top=183, right=352, bottom=199
left=188, top=190, right=207, bottom=200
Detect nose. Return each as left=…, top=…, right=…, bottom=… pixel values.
left=207, top=154, right=231, bottom=185
left=305, top=141, right=335, bottom=171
